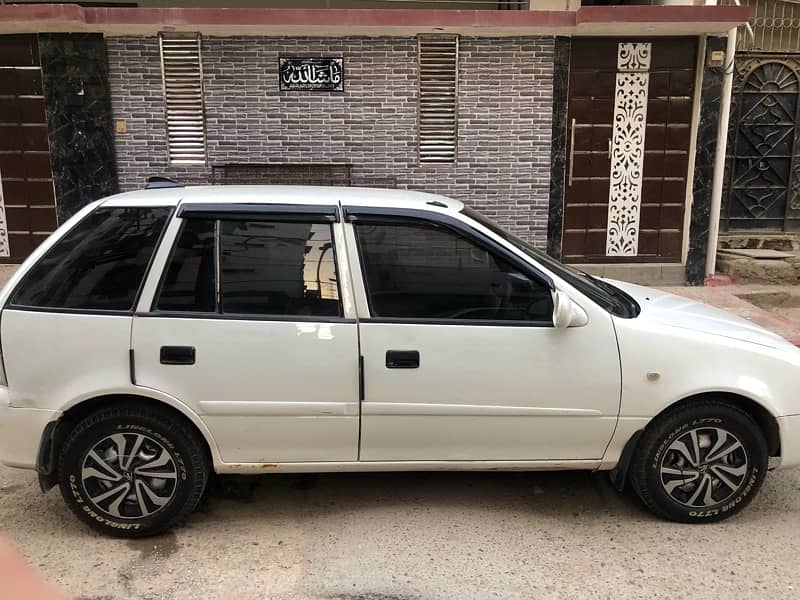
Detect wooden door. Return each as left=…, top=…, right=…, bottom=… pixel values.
left=562, top=38, right=697, bottom=263
left=0, top=35, right=58, bottom=262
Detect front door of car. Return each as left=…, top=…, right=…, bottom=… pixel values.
left=345, top=209, right=621, bottom=462
left=132, top=204, right=359, bottom=464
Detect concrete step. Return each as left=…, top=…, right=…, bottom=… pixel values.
left=574, top=263, right=685, bottom=286
left=716, top=253, right=800, bottom=285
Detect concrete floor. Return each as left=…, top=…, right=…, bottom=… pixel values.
left=2, top=465, right=800, bottom=599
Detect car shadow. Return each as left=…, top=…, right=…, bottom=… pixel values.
left=195, top=470, right=654, bottom=525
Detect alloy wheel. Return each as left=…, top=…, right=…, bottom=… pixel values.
left=80, top=433, right=179, bottom=519
left=659, top=427, right=749, bottom=508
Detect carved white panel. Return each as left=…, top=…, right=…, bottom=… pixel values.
left=617, top=42, right=651, bottom=72
left=0, top=170, right=9, bottom=258
left=606, top=43, right=651, bottom=257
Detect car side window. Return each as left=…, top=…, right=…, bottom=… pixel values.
left=220, top=220, right=340, bottom=317
left=155, top=217, right=341, bottom=318
left=354, top=220, right=553, bottom=323
left=10, top=206, right=171, bottom=311
left=155, top=218, right=216, bottom=312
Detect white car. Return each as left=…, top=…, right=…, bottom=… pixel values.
left=1, top=180, right=798, bottom=537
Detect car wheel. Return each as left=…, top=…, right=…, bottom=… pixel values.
left=629, top=401, right=768, bottom=523
left=57, top=404, right=209, bottom=538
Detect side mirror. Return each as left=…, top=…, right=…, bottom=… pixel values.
left=552, top=289, right=588, bottom=329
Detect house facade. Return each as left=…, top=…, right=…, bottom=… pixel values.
left=0, top=3, right=748, bottom=284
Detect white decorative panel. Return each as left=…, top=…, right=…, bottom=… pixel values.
left=0, top=172, right=9, bottom=258
left=606, top=42, right=651, bottom=257
left=617, top=42, right=651, bottom=72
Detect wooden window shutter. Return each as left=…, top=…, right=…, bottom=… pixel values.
left=417, top=35, right=459, bottom=164
left=159, top=33, right=207, bottom=164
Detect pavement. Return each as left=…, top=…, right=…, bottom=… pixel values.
left=1, top=265, right=800, bottom=598
left=2, top=466, right=800, bottom=599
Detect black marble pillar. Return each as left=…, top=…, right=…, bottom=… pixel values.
left=685, top=36, right=727, bottom=286
left=39, top=33, right=118, bottom=223
left=547, top=37, right=570, bottom=260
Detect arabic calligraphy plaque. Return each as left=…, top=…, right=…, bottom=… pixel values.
left=279, top=57, right=344, bottom=92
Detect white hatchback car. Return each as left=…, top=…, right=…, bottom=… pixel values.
left=1, top=180, right=799, bottom=537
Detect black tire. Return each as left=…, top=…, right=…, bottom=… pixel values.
left=629, top=401, right=768, bottom=523
left=57, top=404, right=209, bottom=538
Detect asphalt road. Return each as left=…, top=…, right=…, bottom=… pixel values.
left=2, top=464, right=800, bottom=599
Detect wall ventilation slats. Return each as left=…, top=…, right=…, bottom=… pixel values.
left=418, top=35, right=459, bottom=164
left=159, top=33, right=207, bottom=165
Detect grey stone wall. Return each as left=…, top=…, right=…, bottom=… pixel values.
left=106, top=35, right=554, bottom=245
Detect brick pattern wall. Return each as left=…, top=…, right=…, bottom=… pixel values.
left=106, top=36, right=554, bottom=245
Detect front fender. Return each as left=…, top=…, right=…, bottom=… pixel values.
left=614, top=319, right=799, bottom=420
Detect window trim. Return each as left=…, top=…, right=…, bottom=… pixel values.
left=149, top=214, right=346, bottom=320
left=177, top=203, right=340, bottom=223
left=6, top=205, right=175, bottom=316
left=150, top=217, right=217, bottom=314
left=346, top=207, right=555, bottom=327
left=134, top=311, right=356, bottom=325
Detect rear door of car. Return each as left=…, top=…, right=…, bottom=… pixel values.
left=131, top=202, right=360, bottom=464
left=1, top=202, right=173, bottom=413
left=343, top=205, right=621, bottom=462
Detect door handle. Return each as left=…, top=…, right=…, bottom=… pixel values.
left=160, top=346, right=196, bottom=365
left=568, top=117, right=576, bottom=187
left=386, top=350, right=420, bottom=369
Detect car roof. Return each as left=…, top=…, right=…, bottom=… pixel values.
left=100, top=185, right=464, bottom=212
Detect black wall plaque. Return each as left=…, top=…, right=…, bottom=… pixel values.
left=279, top=57, right=344, bottom=91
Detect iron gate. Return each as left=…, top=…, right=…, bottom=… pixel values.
left=723, top=53, right=800, bottom=231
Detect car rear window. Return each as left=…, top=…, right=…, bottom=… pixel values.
left=10, top=206, right=172, bottom=311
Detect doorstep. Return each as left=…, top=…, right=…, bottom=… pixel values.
left=574, top=263, right=686, bottom=286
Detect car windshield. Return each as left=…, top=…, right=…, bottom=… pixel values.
left=461, top=207, right=640, bottom=318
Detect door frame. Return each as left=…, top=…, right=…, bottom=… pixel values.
left=132, top=199, right=362, bottom=465
left=341, top=203, right=622, bottom=463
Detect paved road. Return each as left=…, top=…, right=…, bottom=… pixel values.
left=1, top=464, right=799, bottom=599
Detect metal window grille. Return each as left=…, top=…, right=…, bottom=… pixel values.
left=724, top=0, right=800, bottom=52
left=418, top=35, right=459, bottom=165
left=159, top=33, right=207, bottom=164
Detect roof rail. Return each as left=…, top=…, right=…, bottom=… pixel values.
left=145, top=176, right=184, bottom=190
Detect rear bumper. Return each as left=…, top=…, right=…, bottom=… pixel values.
left=0, top=390, right=58, bottom=470
left=778, top=414, right=800, bottom=469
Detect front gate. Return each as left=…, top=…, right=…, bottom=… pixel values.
left=723, top=54, right=800, bottom=231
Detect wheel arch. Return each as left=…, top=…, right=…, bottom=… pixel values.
left=610, top=390, right=781, bottom=491
left=37, top=393, right=219, bottom=491
left=653, top=391, right=781, bottom=458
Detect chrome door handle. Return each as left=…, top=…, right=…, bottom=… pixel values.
left=568, top=118, right=576, bottom=187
